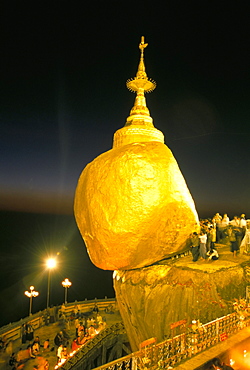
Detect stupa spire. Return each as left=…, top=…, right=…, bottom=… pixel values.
left=126, top=36, right=156, bottom=122
left=113, top=37, right=164, bottom=148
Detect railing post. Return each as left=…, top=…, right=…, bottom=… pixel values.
left=131, top=356, right=138, bottom=370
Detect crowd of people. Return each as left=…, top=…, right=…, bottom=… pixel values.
left=5, top=303, right=108, bottom=370
left=55, top=304, right=107, bottom=364
left=7, top=334, right=50, bottom=370
left=189, top=213, right=250, bottom=262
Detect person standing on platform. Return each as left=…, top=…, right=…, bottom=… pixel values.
left=210, top=226, right=216, bottom=249
left=240, top=223, right=250, bottom=255
left=57, top=345, right=63, bottom=363
left=21, top=324, right=27, bottom=344
left=199, top=231, right=207, bottom=260
left=239, top=213, right=247, bottom=240
left=227, top=225, right=239, bottom=257
left=54, top=331, right=63, bottom=348
left=26, top=323, right=34, bottom=342
left=206, top=228, right=213, bottom=252
left=221, top=214, right=230, bottom=240
left=212, top=213, right=222, bottom=242
left=74, top=317, right=80, bottom=337
left=230, top=215, right=240, bottom=227
left=190, top=232, right=200, bottom=262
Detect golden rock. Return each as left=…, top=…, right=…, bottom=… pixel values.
left=74, top=37, right=199, bottom=270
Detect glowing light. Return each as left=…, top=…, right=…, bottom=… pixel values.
left=62, top=278, right=72, bottom=289
left=46, top=258, right=57, bottom=269
left=46, top=257, right=57, bottom=309
left=62, top=278, right=72, bottom=304
left=24, top=286, right=39, bottom=316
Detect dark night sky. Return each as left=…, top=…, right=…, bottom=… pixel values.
left=1, top=1, right=250, bottom=325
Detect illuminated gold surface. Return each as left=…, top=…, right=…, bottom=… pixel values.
left=113, top=36, right=162, bottom=148
left=74, top=37, right=199, bottom=270
left=74, top=140, right=199, bottom=270
left=113, top=253, right=248, bottom=351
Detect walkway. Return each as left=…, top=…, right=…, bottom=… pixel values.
left=0, top=310, right=122, bottom=370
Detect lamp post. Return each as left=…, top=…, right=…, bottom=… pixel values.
left=62, top=278, right=72, bottom=304
left=24, top=286, right=39, bottom=316
left=46, top=258, right=57, bottom=309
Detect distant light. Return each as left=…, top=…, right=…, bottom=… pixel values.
left=24, top=286, right=39, bottom=298
left=62, top=278, right=72, bottom=289
left=24, top=286, right=39, bottom=315
left=62, top=278, right=72, bottom=304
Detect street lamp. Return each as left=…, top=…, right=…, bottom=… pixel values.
left=62, top=278, right=72, bottom=304
left=46, top=257, right=57, bottom=309
left=24, top=286, right=39, bottom=316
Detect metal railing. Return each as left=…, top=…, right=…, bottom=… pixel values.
left=2, top=299, right=249, bottom=369
left=59, top=322, right=127, bottom=370
left=70, top=312, right=250, bottom=370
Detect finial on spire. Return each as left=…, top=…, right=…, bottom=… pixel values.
left=139, top=36, right=148, bottom=54
left=136, top=36, right=148, bottom=79
left=125, top=36, right=156, bottom=121
left=126, top=36, right=156, bottom=93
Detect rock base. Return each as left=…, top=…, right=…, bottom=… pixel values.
left=114, top=255, right=249, bottom=352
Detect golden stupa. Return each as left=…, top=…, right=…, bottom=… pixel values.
left=74, top=37, right=199, bottom=271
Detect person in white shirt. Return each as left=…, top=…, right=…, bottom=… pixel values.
left=199, top=232, right=207, bottom=260
left=240, top=224, right=250, bottom=255
left=221, top=214, right=229, bottom=227
left=230, top=216, right=240, bottom=227
left=57, top=345, right=63, bottom=363
left=239, top=214, right=247, bottom=228
left=240, top=214, right=247, bottom=240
